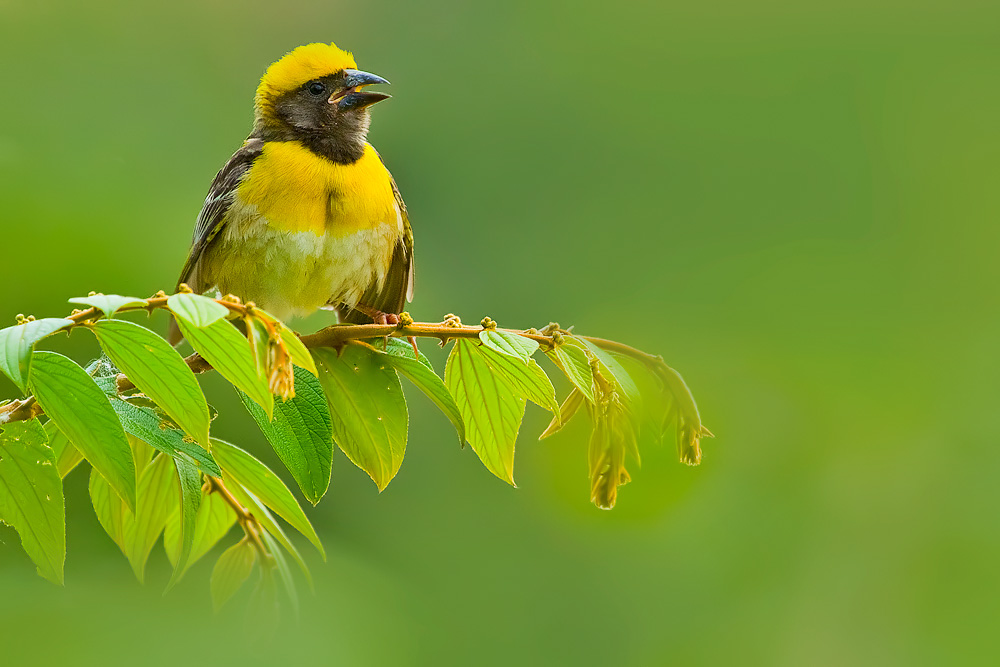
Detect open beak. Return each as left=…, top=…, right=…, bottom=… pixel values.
left=330, top=69, right=391, bottom=110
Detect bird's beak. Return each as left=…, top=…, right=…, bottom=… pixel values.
left=330, top=69, right=391, bottom=110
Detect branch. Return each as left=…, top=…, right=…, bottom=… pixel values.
left=298, top=318, right=553, bottom=349
left=0, top=288, right=711, bottom=584
left=204, top=475, right=271, bottom=562
left=0, top=296, right=683, bottom=428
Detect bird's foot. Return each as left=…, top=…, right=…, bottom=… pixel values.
left=369, top=313, right=416, bottom=356
left=343, top=304, right=416, bottom=355
left=352, top=303, right=399, bottom=326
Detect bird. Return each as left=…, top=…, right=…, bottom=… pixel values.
left=169, top=42, right=413, bottom=345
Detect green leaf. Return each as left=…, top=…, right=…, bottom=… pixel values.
left=479, top=328, right=539, bottom=362
left=260, top=529, right=299, bottom=611
left=587, top=390, right=637, bottom=510
left=43, top=421, right=84, bottom=479
left=222, top=478, right=312, bottom=588
left=0, top=420, right=65, bottom=584
left=445, top=339, right=526, bottom=485
left=211, top=539, right=257, bottom=611
left=375, top=340, right=465, bottom=447
left=129, top=434, right=155, bottom=475
left=68, top=294, right=147, bottom=318
left=166, top=292, right=229, bottom=328
left=123, top=454, right=176, bottom=582
left=575, top=338, right=640, bottom=404
left=210, top=438, right=324, bottom=557
left=478, top=346, right=560, bottom=416
left=612, top=354, right=679, bottom=455
left=247, top=316, right=271, bottom=382
left=89, top=467, right=127, bottom=550
left=91, top=319, right=211, bottom=445
left=90, top=451, right=176, bottom=582
left=30, top=351, right=136, bottom=511
left=588, top=407, right=618, bottom=510
left=564, top=339, right=647, bottom=509
left=176, top=318, right=273, bottom=419
left=250, top=562, right=280, bottom=625
left=166, top=456, right=203, bottom=591
left=279, top=326, right=318, bottom=377
left=164, top=488, right=237, bottom=573
left=575, top=338, right=646, bottom=464
left=312, top=346, right=408, bottom=492
left=540, top=388, right=586, bottom=440
left=109, top=397, right=221, bottom=476
left=239, top=366, right=333, bottom=505
left=652, top=360, right=711, bottom=466
left=546, top=341, right=596, bottom=403
left=0, top=318, right=73, bottom=392
left=381, top=337, right=433, bottom=370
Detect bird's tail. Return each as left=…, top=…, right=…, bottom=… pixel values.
left=336, top=305, right=375, bottom=325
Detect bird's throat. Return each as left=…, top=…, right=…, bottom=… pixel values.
left=251, top=113, right=369, bottom=165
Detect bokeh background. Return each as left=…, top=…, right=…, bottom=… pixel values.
left=2, top=0, right=998, bottom=664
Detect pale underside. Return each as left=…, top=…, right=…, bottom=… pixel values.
left=199, top=192, right=403, bottom=322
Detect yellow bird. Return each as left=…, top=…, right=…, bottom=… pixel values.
left=169, top=42, right=412, bottom=344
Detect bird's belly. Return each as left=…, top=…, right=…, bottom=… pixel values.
left=204, top=202, right=399, bottom=322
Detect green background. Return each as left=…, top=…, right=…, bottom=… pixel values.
left=1, top=0, right=998, bottom=664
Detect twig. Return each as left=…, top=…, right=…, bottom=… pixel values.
left=299, top=321, right=552, bottom=349
left=205, top=475, right=271, bottom=562
left=0, top=291, right=682, bottom=426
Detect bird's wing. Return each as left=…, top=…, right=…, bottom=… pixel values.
left=338, top=151, right=414, bottom=324
left=174, top=138, right=264, bottom=294
left=169, top=138, right=263, bottom=345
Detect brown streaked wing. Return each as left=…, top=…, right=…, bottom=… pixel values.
left=174, top=138, right=264, bottom=294
left=169, top=138, right=263, bottom=345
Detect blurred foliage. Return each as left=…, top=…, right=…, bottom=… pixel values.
left=0, top=292, right=703, bottom=602
left=1, top=0, right=998, bottom=665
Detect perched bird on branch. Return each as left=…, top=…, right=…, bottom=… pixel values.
left=169, top=42, right=413, bottom=345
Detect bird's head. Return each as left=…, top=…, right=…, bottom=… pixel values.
left=252, top=43, right=390, bottom=163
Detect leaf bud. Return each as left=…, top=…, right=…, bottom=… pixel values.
left=539, top=322, right=562, bottom=336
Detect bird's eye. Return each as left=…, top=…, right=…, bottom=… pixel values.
left=306, top=81, right=326, bottom=96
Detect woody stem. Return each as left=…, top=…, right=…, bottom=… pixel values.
left=0, top=293, right=668, bottom=425
left=205, top=475, right=270, bottom=561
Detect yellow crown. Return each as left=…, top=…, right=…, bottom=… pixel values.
left=255, top=43, right=358, bottom=109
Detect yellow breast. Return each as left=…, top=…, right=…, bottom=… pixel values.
left=237, top=141, right=397, bottom=237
